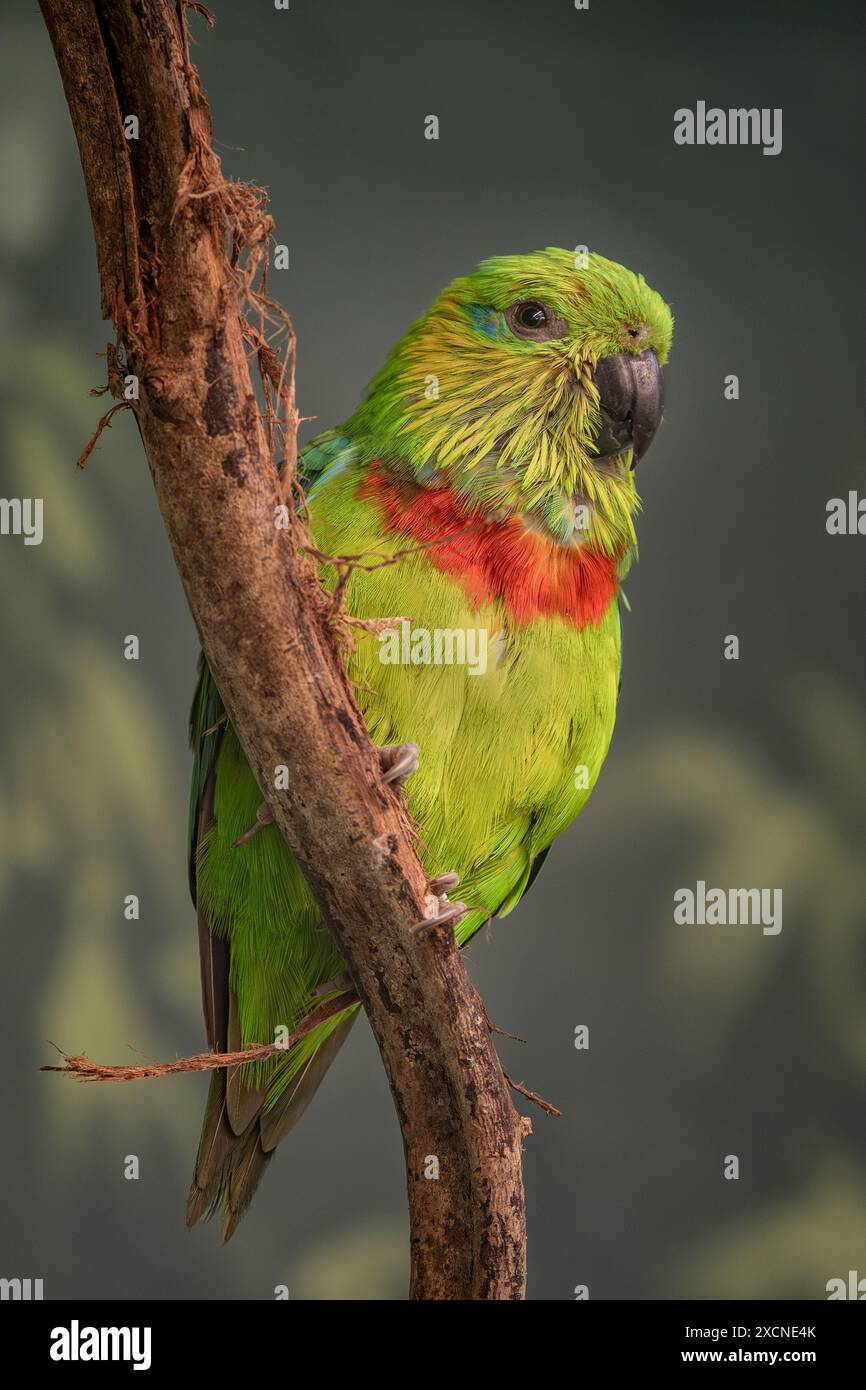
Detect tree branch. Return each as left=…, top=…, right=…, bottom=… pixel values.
left=39, top=0, right=526, bottom=1299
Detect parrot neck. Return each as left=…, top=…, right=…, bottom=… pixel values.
left=360, top=462, right=620, bottom=629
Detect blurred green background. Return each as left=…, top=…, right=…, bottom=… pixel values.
left=1, top=0, right=864, bottom=1300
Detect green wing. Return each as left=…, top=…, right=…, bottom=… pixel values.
left=186, top=434, right=359, bottom=1241
left=188, top=656, right=225, bottom=902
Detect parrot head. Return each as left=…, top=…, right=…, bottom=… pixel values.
left=345, top=247, right=673, bottom=557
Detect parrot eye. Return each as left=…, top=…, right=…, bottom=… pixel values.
left=517, top=301, right=547, bottom=328
left=506, top=299, right=568, bottom=342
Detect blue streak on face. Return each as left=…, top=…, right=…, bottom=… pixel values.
left=465, top=304, right=505, bottom=339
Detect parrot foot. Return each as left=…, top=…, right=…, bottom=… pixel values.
left=413, top=895, right=467, bottom=932
left=231, top=801, right=274, bottom=847
left=428, top=872, right=460, bottom=895
left=378, top=741, right=419, bottom=787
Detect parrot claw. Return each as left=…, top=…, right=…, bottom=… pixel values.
left=428, top=872, right=460, bottom=895
left=378, top=741, right=419, bottom=787
left=413, top=895, right=467, bottom=932
left=231, top=801, right=274, bottom=847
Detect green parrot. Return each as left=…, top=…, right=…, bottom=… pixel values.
left=186, top=247, right=672, bottom=1239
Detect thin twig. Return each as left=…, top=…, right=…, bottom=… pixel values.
left=305, top=516, right=491, bottom=583
left=343, top=614, right=411, bottom=636
left=75, top=402, right=132, bottom=469
left=503, top=1071, right=562, bottom=1118
left=483, top=1004, right=526, bottom=1045
left=41, top=990, right=357, bottom=1083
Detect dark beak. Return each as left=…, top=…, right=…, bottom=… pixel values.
left=590, top=348, right=664, bottom=468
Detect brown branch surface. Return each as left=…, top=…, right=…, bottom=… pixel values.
left=39, top=0, right=526, bottom=1300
